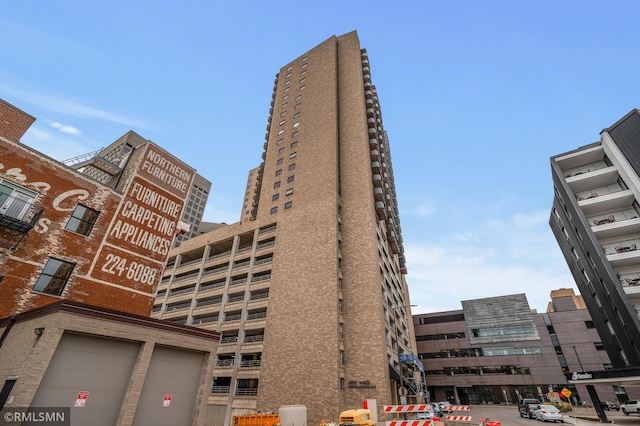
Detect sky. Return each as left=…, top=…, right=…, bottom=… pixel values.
left=3, top=1, right=640, bottom=315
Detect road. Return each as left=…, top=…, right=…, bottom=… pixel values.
left=447, top=404, right=640, bottom=426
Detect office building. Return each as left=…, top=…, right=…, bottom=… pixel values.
left=63, top=130, right=212, bottom=247
left=152, top=31, right=418, bottom=425
left=0, top=99, right=194, bottom=317
left=413, top=290, right=638, bottom=406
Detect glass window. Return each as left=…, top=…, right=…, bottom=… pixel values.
left=290, top=152, right=297, bottom=159
left=293, top=122, right=300, bottom=128
left=278, top=147, right=285, bottom=154
left=0, top=181, right=36, bottom=221
left=33, top=258, right=75, bottom=296
left=274, top=181, right=281, bottom=188
left=270, top=207, right=278, bottom=214
left=294, top=112, right=300, bottom=118
left=277, top=139, right=283, bottom=145
left=277, top=158, right=283, bottom=165
left=272, top=194, right=279, bottom=201
left=291, top=142, right=298, bottom=148
left=295, top=95, right=302, bottom=101
left=287, top=176, right=295, bottom=183
left=285, top=201, right=292, bottom=210
left=299, top=86, right=305, bottom=91
left=275, top=169, right=282, bottom=176
left=285, top=189, right=293, bottom=196
left=292, top=131, right=299, bottom=138
left=288, top=164, right=296, bottom=171
left=65, top=204, right=99, bottom=236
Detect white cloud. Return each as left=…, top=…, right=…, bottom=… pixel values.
left=46, top=120, right=82, bottom=135
left=0, top=72, right=149, bottom=128
left=405, top=210, right=576, bottom=315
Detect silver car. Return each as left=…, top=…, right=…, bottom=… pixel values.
left=534, top=405, right=563, bottom=423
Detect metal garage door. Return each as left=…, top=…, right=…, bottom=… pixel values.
left=131, top=345, right=205, bottom=426
left=30, top=332, right=141, bottom=426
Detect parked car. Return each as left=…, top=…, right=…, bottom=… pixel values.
left=439, top=401, right=453, bottom=413
left=430, top=403, right=443, bottom=417
left=534, top=405, right=563, bottom=423
left=600, top=401, right=620, bottom=411
left=519, top=399, right=542, bottom=419
left=621, top=400, right=640, bottom=415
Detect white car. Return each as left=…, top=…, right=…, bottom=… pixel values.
left=534, top=405, right=563, bottom=423
left=621, top=400, right=640, bottom=415
left=439, top=401, right=453, bottom=413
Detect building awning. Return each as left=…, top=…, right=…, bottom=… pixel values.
left=568, top=367, right=640, bottom=387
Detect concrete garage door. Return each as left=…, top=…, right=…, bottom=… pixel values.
left=30, top=332, right=141, bottom=426
left=132, top=345, right=205, bottom=426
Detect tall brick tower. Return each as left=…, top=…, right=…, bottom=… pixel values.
left=153, top=31, right=418, bottom=424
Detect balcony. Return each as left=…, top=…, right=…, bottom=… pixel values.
left=0, top=193, right=44, bottom=235
left=235, top=388, right=258, bottom=396
left=372, top=174, right=382, bottom=188
left=371, top=162, right=381, bottom=174
left=370, top=149, right=379, bottom=161
left=375, top=201, right=386, bottom=220
left=363, top=73, right=371, bottom=83
left=211, top=386, right=230, bottom=394
left=366, top=108, right=375, bottom=117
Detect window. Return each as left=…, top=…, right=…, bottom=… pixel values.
left=275, top=169, right=282, bottom=176
left=278, top=147, right=285, bottom=154
left=300, top=78, right=306, bottom=84
left=33, top=258, right=75, bottom=296
left=294, top=112, right=301, bottom=118
left=282, top=102, right=288, bottom=108
left=279, top=120, right=285, bottom=126
left=287, top=66, right=292, bottom=71
left=270, top=207, right=278, bottom=214
left=280, top=111, right=287, bottom=117
left=290, top=152, right=297, bottom=159
left=299, top=86, right=305, bottom=91
left=287, top=175, right=295, bottom=183
left=278, top=129, right=284, bottom=135
left=0, top=180, right=37, bottom=221
left=295, top=95, right=302, bottom=101
left=284, top=87, right=290, bottom=93
left=292, top=131, right=299, bottom=138
left=302, top=56, right=308, bottom=61
left=274, top=181, right=281, bottom=188
left=295, top=103, right=301, bottom=109
left=301, top=70, right=307, bottom=76
left=277, top=139, right=283, bottom=145
left=293, top=122, right=300, bottom=128
left=286, top=73, right=291, bottom=78
left=277, top=158, right=283, bottom=165
left=290, top=142, right=298, bottom=148
left=285, top=80, right=291, bottom=85
left=585, top=320, right=595, bottom=329
left=272, top=194, right=279, bottom=201
left=285, top=201, right=292, bottom=210
left=302, top=63, right=307, bottom=68
left=288, top=164, right=296, bottom=171
left=285, top=189, right=293, bottom=196
left=283, top=95, right=289, bottom=101
left=65, top=204, right=99, bottom=236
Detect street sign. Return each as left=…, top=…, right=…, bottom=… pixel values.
left=74, top=391, right=89, bottom=407
left=561, top=388, right=572, bottom=398
left=163, top=393, right=172, bottom=407
left=398, top=387, right=408, bottom=397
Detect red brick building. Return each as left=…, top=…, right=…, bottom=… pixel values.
left=0, top=99, right=194, bottom=317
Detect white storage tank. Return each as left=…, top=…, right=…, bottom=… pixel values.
left=279, top=405, right=307, bottom=426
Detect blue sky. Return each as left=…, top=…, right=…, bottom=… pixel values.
left=3, top=1, right=640, bottom=314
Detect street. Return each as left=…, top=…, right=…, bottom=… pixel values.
left=453, top=404, right=640, bottom=426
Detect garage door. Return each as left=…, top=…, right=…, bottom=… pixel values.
left=30, top=332, right=141, bottom=426
left=132, top=345, right=206, bottom=426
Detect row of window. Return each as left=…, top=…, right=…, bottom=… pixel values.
left=419, top=346, right=542, bottom=359
left=425, top=365, right=531, bottom=377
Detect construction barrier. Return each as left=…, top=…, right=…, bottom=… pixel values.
left=386, top=421, right=433, bottom=426
left=444, top=416, right=472, bottom=422
left=448, top=406, right=471, bottom=412
left=384, top=405, right=432, bottom=413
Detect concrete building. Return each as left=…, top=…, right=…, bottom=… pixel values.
left=0, top=99, right=194, bottom=317
left=152, top=31, right=418, bottom=425
left=62, top=130, right=212, bottom=248
left=413, top=290, right=638, bottom=406
left=549, top=110, right=640, bottom=415
left=0, top=300, right=219, bottom=426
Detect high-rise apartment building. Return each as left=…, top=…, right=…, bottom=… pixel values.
left=550, top=110, right=640, bottom=408
left=64, top=130, right=212, bottom=247
left=152, top=31, right=419, bottom=425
